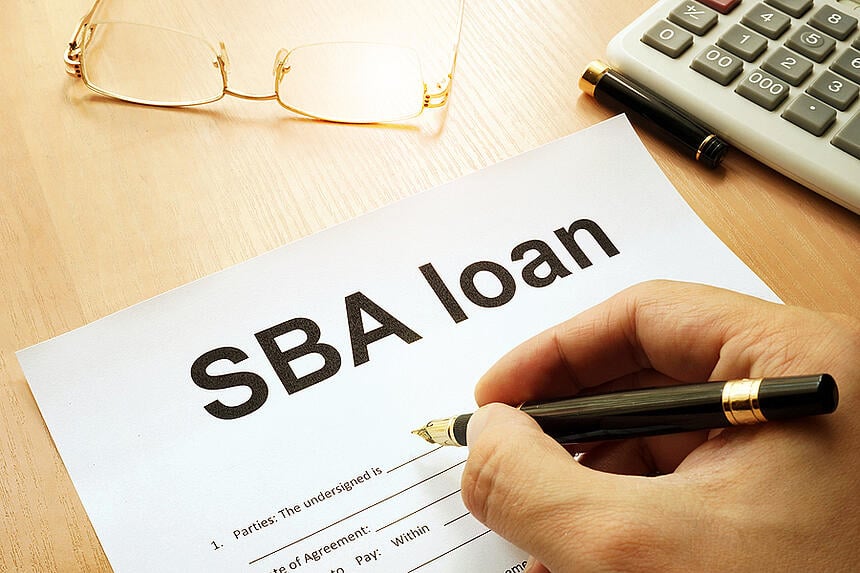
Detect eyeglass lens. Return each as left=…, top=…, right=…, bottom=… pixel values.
left=82, top=22, right=225, bottom=106
left=276, top=43, right=425, bottom=123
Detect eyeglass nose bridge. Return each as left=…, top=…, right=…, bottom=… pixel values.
left=219, top=41, right=278, bottom=101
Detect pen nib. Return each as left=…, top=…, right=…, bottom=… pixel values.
left=411, top=426, right=435, bottom=444
left=410, top=417, right=462, bottom=447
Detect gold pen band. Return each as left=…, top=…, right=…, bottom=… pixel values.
left=722, top=378, right=767, bottom=425
left=696, top=134, right=717, bottom=161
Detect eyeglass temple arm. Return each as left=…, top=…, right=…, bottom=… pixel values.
left=424, top=0, right=465, bottom=109
left=64, top=0, right=107, bottom=77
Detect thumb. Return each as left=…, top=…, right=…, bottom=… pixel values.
left=460, top=403, right=655, bottom=571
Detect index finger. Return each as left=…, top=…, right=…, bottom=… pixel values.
left=474, top=280, right=776, bottom=406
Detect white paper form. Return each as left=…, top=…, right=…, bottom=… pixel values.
left=18, top=116, right=779, bottom=573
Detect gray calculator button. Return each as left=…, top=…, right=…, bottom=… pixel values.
left=854, top=36, right=860, bottom=50
left=785, top=25, right=837, bottom=62
left=762, top=47, right=813, bottom=85
left=832, top=111, right=860, bottom=159
left=717, top=24, right=768, bottom=61
left=691, top=45, right=745, bottom=84
left=830, top=48, right=860, bottom=85
left=763, top=0, right=812, bottom=18
left=808, top=5, right=858, bottom=40
left=669, top=1, right=719, bottom=35
left=642, top=21, right=695, bottom=58
left=735, top=68, right=791, bottom=109
left=782, top=94, right=837, bottom=135
left=807, top=71, right=860, bottom=111
left=742, top=3, right=791, bottom=39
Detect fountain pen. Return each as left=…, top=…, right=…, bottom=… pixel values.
left=579, top=60, right=729, bottom=169
left=412, top=374, right=838, bottom=447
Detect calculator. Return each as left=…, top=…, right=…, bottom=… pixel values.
left=607, top=0, right=860, bottom=214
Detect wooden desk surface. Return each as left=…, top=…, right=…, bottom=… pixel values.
left=2, top=0, right=858, bottom=570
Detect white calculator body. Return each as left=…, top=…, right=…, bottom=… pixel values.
left=607, top=0, right=860, bottom=214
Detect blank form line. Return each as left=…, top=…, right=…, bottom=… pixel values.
left=406, top=530, right=493, bottom=572
left=442, top=512, right=471, bottom=527
left=376, top=490, right=461, bottom=532
left=249, top=459, right=466, bottom=564
left=387, top=446, right=443, bottom=473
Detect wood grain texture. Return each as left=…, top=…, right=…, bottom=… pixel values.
left=1, top=1, right=858, bottom=570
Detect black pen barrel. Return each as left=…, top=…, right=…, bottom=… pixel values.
left=520, top=375, right=837, bottom=444
left=580, top=61, right=728, bottom=168
left=759, top=374, right=838, bottom=420
left=522, top=382, right=726, bottom=444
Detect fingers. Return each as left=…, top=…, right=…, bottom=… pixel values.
left=463, top=281, right=860, bottom=572
left=461, top=403, right=667, bottom=570
left=576, top=431, right=709, bottom=475
left=461, top=404, right=589, bottom=554
left=475, top=280, right=779, bottom=406
left=525, top=559, right=551, bottom=573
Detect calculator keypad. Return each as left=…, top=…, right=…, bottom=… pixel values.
left=638, top=0, right=860, bottom=163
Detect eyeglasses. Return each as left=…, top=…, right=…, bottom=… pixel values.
left=63, top=0, right=464, bottom=124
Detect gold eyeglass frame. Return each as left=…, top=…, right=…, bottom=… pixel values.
left=63, top=0, right=465, bottom=123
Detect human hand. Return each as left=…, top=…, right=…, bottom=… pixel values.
left=460, top=280, right=860, bottom=573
